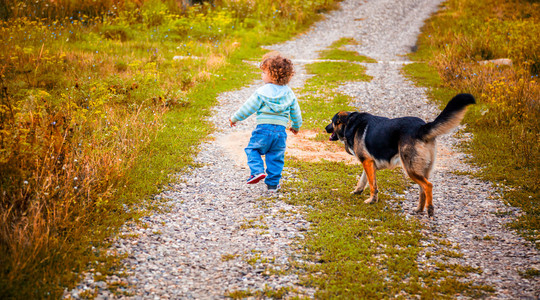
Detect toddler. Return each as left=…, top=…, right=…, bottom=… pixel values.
left=229, top=53, right=302, bottom=192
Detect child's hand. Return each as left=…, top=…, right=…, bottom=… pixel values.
left=229, top=118, right=236, bottom=127
left=289, top=128, right=299, bottom=135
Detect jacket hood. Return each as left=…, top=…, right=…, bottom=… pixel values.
left=257, top=84, right=294, bottom=113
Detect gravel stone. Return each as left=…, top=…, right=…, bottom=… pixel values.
left=65, top=0, right=539, bottom=299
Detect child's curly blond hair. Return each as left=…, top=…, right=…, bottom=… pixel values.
left=260, top=53, right=295, bottom=85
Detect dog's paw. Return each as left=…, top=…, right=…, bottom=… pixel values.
left=350, top=189, right=363, bottom=195
left=364, top=197, right=377, bottom=204
left=427, top=205, right=434, bottom=218
left=414, top=208, right=424, bottom=214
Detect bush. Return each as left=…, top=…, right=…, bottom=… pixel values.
left=102, top=24, right=133, bottom=41
left=1, top=0, right=123, bottom=20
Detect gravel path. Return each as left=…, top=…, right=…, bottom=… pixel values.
left=66, top=0, right=539, bottom=298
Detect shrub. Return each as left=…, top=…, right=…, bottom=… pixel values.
left=1, top=0, right=124, bottom=20
left=101, top=24, right=133, bottom=41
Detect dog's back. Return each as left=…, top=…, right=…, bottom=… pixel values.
left=362, top=115, right=425, bottom=162
left=348, top=94, right=475, bottom=164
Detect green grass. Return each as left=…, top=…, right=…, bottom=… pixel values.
left=303, top=61, right=372, bottom=97
left=300, top=93, right=355, bottom=130
left=117, top=53, right=262, bottom=205
left=281, top=160, right=492, bottom=298
left=298, top=53, right=372, bottom=131
left=519, top=268, right=540, bottom=279
left=318, top=37, right=377, bottom=62
left=401, top=62, right=456, bottom=105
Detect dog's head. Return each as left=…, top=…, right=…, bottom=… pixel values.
left=325, top=111, right=350, bottom=142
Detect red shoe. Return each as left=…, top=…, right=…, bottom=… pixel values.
left=247, top=173, right=266, bottom=184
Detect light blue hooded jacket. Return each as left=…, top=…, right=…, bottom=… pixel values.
left=231, top=83, right=302, bottom=130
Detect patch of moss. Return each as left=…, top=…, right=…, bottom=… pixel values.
left=318, top=37, right=377, bottom=62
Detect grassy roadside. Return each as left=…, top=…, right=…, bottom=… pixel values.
left=275, top=38, right=493, bottom=298
left=404, top=0, right=539, bottom=247
left=0, top=0, right=343, bottom=297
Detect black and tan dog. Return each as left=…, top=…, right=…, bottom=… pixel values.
left=325, top=93, right=475, bottom=217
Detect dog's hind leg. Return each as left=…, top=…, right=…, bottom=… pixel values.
left=409, top=173, right=434, bottom=217
left=361, top=160, right=378, bottom=204
left=351, top=171, right=368, bottom=195
left=425, top=183, right=434, bottom=217
left=414, top=186, right=426, bottom=214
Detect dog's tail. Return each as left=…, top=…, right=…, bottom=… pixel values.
left=417, top=93, right=475, bottom=140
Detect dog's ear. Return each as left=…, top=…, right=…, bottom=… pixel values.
left=344, top=112, right=364, bottom=146
left=335, top=112, right=348, bottom=125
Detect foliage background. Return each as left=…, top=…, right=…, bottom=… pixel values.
left=0, top=0, right=341, bottom=297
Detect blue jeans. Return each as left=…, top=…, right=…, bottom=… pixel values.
left=245, top=124, right=287, bottom=186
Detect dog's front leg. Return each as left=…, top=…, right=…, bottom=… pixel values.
left=361, top=160, right=378, bottom=204
left=351, top=171, right=368, bottom=194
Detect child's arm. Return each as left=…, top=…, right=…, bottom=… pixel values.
left=230, top=92, right=261, bottom=125
left=289, top=98, right=302, bottom=134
